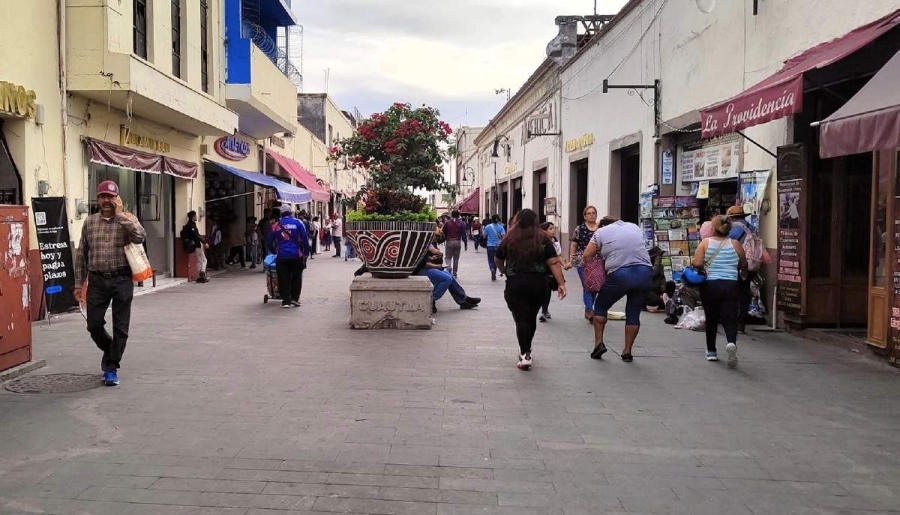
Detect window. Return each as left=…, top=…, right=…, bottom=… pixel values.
left=171, top=0, right=183, bottom=77
left=134, top=0, right=148, bottom=59
left=200, top=0, right=209, bottom=92
left=327, top=125, right=334, bottom=147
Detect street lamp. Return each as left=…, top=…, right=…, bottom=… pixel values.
left=461, top=167, right=476, bottom=186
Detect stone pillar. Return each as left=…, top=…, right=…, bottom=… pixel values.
left=350, top=277, right=433, bottom=330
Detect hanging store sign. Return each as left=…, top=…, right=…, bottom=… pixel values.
left=565, top=133, right=595, bottom=153
left=775, top=144, right=806, bottom=316
left=503, top=162, right=519, bottom=176
left=214, top=135, right=251, bottom=161
left=544, top=197, right=557, bottom=216
left=31, top=197, right=77, bottom=314
left=0, top=81, right=37, bottom=119
left=661, top=150, right=674, bottom=185
left=120, top=127, right=171, bottom=153
left=680, top=134, right=742, bottom=182
left=269, top=135, right=286, bottom=148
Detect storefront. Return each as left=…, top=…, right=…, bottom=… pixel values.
left=817, top=48, right=900, bottom=365
left=85, top=134, right=198, bottom=280
left=266, top=149, right=330, bottom=216
left=699, top=8, right=900, bottom=352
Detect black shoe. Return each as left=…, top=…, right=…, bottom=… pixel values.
left=591, top=343, right=608, bottom=360
left=491, top=272, right=497, bottom=281
left=465, top=297, right=481, bottom=305
left=249, top=265, right=257, bottom=269
left=621, top=353, right=633, bottom=363
left=539, top=314, right=547, bottom=323
left=460, top=301, right=477, bottom=310
left=432, top=300, right=437, bottom=314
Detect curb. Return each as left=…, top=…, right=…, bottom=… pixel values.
left=0, top=360, right=47, bottom=383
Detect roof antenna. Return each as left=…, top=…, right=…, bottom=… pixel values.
left=594, top=0, right=597, bottom=15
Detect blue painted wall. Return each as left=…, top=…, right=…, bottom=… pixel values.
left=225, top=0, right=295, bottom=85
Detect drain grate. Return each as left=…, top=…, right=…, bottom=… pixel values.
left=4, top=374, right=103, bottom=394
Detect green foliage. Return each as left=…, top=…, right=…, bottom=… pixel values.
left=347, top=206, right=437, bottom=223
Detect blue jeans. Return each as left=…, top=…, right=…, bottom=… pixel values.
left=487, top=246, right=498, bottom=273
left=418, top=268, right=466, bottom=304
left=576, top=266, right=595, bottom=311
left=592, top=265, right=653, bottom=325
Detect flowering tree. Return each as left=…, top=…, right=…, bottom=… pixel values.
left=330, top=103, right=456, bottom=218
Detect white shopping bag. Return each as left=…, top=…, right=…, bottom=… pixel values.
left=124, top=243, right=154, bottom=282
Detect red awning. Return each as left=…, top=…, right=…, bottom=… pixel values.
left=266, top=149, right=330, bottom=202
left=819, top=49, right=900, bottom=158
left=700, top=8, right=900, bottom=139
left=455, top=188, right=480, bottom=214
left=87, top=138, right=198, bottom=179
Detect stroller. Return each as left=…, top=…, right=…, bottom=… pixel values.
left=262, top=254, right=280, bottom=304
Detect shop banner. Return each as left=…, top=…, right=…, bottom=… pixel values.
left=776, top=179, right=803, bottom=314
left=680, top=135, right=742, bottom=182
left=738, top=170, right=772, bottom=233
left=661, top=150, right=674, bottom=185
left=31, top=197, right=78, bottom=314
left=890, top=194, right=900, bottom=367
left=700, top=75, right=803, bottom=139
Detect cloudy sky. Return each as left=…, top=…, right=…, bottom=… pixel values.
left=291, top=0, right=628, bottom=128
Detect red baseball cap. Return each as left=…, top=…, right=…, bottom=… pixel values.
left=97, top=180, right=119, bottom=196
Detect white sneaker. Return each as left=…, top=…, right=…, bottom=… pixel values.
left=517, top=353, right=532, bottom=370
left=726, top=343, right=738, bottom=369
left=706, top=351, right=718, bottom=361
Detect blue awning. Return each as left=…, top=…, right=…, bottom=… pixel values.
left=261, top=0, right=299, bottom=27
left=205, top=160, right=311, bottom=204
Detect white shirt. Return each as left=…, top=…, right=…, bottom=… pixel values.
left=332, top=218, right=343, bottom=238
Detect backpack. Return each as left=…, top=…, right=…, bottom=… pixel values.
left=180, top=224, right=197, bottom=254
left=737, top=227, right=768, bottom=272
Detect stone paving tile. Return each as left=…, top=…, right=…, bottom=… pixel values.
left=2, top=256, right=900, bottom=515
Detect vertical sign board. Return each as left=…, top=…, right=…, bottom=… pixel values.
left=890, top=151, right=900, bottom=368
left=776, top=144, right=805, bottom=316
left=31, top=197, right=78, bottom=314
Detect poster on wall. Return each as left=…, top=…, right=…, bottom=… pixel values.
left=776, top=179, right=803, bottom=314
left=890, top=195, right=900, bottom=367
left=31, top=197, right=78, bottom=314
left=738, top=170, right=772, bottom=233
left=661, top=150, right=674, bottom=185
left=680, top=134, right=742, bottom=182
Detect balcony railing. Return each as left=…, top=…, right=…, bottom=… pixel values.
left=242, top=22, right=302, bottom=89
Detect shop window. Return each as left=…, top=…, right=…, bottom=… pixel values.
left=844, top=153, right=873, bottom=277
left=200, top=0, right=209, bottom=92
left=134, top=0, right=148, bottom=59
left=171, top=0, right=183, bottom=78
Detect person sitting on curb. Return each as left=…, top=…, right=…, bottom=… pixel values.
left=353, top=243, right=480, bottom=314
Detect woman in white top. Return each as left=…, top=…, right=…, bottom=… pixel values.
left=690, top=215, right=747, bottom=368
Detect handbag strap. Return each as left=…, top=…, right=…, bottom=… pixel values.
left=704, top=238, right=728, bottom=269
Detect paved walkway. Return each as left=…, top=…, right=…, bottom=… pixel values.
left=2, top=248, right=900, bottom=515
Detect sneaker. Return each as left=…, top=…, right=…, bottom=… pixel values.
left=465, top=297, right=481, bottom=305
left=544, top=312, right=552, bottom=320
left=726, top=343, right=738, bottom=369
left=706, top=351, right=719, bottom=361
left=290, top=300, right=301, bottom=307
left=517, top=353, right=532, bottom=370
left=249, top=265, right=257, bottom=269
left=281, top=304, right=291, bottom=309
left=491, top=272, right=497, bottom=282
left=459, top=301, right=477, bottom=310
left=539, top=314, right=547, bottom=323
left=103, top=371, right=119, bottom=386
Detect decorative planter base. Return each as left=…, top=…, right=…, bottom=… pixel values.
left=346, top=221, right=436, bottom=279
left=350, top=277, right=433, bottom=330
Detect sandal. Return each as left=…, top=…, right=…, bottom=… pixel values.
left=591, top=343, right=608, bottom=360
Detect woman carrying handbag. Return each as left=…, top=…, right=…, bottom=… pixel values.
left=690, top=215, right=747, bottom=368
left=582, top=217, right=653, bottom=363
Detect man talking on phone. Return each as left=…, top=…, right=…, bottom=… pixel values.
left=74, top=180, right=146, bottom=386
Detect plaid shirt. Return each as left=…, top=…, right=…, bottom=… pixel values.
left=75, top=213, right=146, bottom=285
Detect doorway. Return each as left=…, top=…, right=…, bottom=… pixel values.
left=512, top=178, right=523, bottom=218
left=534, top=168, right=548, bottom=223
left=612, top=144, right=641, bottom=224
left=570, top=159, right=589, bottom=226
left=501, top=182, right=510, bottom=223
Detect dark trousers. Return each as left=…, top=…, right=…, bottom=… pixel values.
left=310, top=237, right=318, bottom=255
left=227, top=245, right=246, bottom=267
left=276, top=257, right=305, bottom=305
left=737, top=272, right=757, bottom=328
left=700, top=280, right=741, bottom=352
left=504, top=274, right=549, bottom=355
left=333, top=236, right=342, bottom=257
left=473, top=236, right=481, bottom=251
left=486, top=246, right=498, bottom=273
left=86, top=272, right=134, bottom=371
left=542, top=286, right=552, bottom=314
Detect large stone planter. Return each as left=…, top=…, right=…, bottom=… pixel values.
left=345, top=221, right=436, bottom=279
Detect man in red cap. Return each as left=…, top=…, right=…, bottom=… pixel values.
left=75, top=180, right=146, bottom=386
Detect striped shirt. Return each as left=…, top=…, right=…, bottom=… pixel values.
left=75, top=213, right=147, bottom=285
left=705, top=238, right=739, bottom=281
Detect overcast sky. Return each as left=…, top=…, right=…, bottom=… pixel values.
left=292, top=0, right=628, bottom=128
